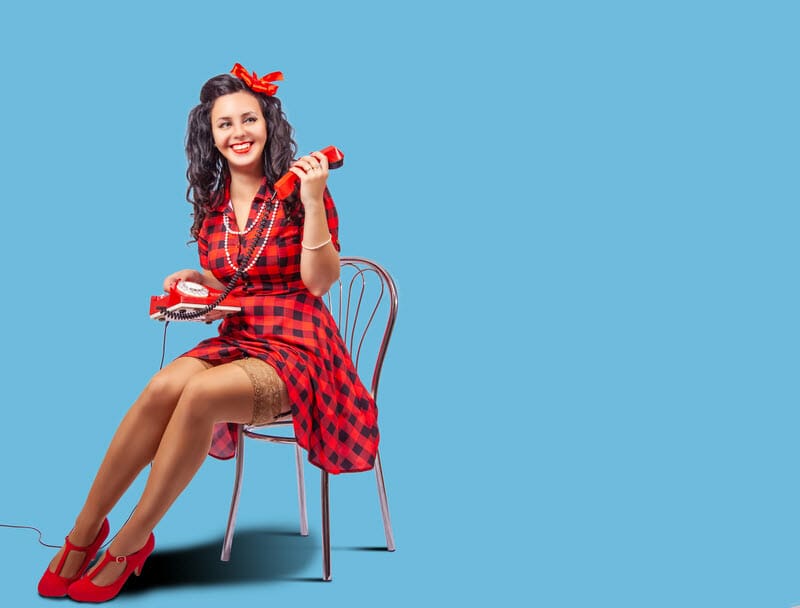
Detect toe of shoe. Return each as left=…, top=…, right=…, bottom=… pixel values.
left=37, top=572, right=69, bottom=597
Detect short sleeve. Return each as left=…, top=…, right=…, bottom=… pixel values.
left=323, top=188, right=341, bottom=252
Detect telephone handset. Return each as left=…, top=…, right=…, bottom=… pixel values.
left=274, top=145, right=344, bottom=200
left=150, top=280, right=241, bottom=323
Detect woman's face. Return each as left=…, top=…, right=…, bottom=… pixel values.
left=211, top=91, right=268, bottom=175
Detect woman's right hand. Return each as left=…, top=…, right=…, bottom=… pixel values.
left=163, top=269, right=204, bottom=292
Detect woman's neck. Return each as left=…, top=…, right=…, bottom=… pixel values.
left=228, top=170, right=264, bottom=206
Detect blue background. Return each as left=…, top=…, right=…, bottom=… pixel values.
left=0, top=1, right=798, bottom=606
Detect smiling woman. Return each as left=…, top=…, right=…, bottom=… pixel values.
left=37, top=63, right=379, bottom=603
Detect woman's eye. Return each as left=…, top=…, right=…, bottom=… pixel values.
left=217, top=121, right=231, bottom=129
left=245, top=116, right=257, bottom=123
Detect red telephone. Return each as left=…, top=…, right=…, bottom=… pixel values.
left=149, top=280, right=241, bottom=323
left=274, top=145, right=344, bottom=200
left=150, top=147, right=343, bottom=322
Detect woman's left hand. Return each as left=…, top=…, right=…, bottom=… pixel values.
left=287, top=151, right=329, bottom=208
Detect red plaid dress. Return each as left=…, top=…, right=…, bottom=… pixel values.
left=180, top=180, right=379, bottom=474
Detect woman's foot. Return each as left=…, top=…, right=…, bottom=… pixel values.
left=37, top=518, right=110, bottom=597
left=83, top=532, right=153, bottom=587
left=67, top=533, right=155, bottom=603
left=44, top=520, right=104, bottom=579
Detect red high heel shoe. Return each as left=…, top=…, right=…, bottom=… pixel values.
left=37, top=518, right=110, bottom=597
left=67, top=533, right=155, bottom=603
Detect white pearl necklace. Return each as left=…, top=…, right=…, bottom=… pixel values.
left=222, top=199, right=268, bottom=235
left=223, top=200, right=280, bottom=273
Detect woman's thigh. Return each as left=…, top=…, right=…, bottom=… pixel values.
left=174, top=362, right=258, bottom=425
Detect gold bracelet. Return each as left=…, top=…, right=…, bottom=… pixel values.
left=301, top=235, right=332, bottom=251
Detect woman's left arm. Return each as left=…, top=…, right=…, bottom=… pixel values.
left=291, top=150, right=341, bottom=296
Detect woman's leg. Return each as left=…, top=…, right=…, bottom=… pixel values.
left=45, top=357, right=210, bottom=579
left=86, top=362, right=267, bottom=586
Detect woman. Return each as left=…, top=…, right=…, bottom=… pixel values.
left=38, top=63, right=379, bottom=602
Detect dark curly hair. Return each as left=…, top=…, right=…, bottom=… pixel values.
left=185, top=73, right=297, bottom=240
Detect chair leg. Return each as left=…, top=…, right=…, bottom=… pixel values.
left=294, top=444, right=308, bottom=536
left=221, top=425, right=245, bottom=561
left=374, top=450, right=396, bottom=551
left=321, top=470, right=331, bottom=581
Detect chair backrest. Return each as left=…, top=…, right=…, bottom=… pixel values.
left=324, top=257, right=398, bottom=403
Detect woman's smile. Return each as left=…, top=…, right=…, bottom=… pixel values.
left=231, top=142, right=252, bottom=154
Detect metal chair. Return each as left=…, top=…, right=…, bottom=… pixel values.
left=220, top=257, right=398, bottom=580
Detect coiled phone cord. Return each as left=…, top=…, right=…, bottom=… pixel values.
left=162, top=193, right=278, bottom=321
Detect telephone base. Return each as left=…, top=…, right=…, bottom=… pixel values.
left=150, top=281, right=242, bottom=323
left=150, top=302, right=241, bottom=323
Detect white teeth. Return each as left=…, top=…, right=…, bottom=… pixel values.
left=232, top=143, right=251, bottom=151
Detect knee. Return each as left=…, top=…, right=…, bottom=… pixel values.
left=136, top=368, right=185, bottom=418
left=171, top=375, right=217, bottom=426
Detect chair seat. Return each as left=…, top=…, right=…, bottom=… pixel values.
left=247, top=410, right=293, bottom=429
left=243, top=413, right=296, bottom=444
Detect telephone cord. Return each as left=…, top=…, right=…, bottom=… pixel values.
left=1, top=194, right=280, bottom=553
left=2, top=312, right=172, bottom=550
left=0, top=524, right=60, bottom=548
left=0, top=505, right=137, bottom=552
left=164, top=193, right=278, bottom=321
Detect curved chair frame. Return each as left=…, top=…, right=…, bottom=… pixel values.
left=220, top=257, right=398, bottom=581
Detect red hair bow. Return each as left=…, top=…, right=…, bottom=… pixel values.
left=231, top=63, right=283, bottom=96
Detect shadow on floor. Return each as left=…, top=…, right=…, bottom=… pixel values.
left=123, top=526, right=317, bottom=594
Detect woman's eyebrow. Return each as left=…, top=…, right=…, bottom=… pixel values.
left=215, top=111, right=258, bottom=121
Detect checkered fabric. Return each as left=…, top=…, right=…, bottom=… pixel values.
left=180, top=180, right=380, bottom=474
